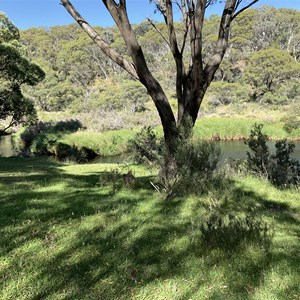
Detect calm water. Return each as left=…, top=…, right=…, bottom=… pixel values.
left=0, top=135, right=16, bottom=157
left=218, top=140, right=300, bottom=163
left=0, top=135, right=299, bottom=163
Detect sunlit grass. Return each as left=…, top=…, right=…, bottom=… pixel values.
left=0, top=157, right=299, bottom=299
left=58, top=117, right=299, bottom=157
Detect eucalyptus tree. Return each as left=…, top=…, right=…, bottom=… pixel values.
left=61, top=0, right=258, bottom=147
left=0, top=12, right=45, bottom=134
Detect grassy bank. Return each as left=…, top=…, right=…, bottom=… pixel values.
left=15, top=117, right=299, bottom=158
left=193, top=117, right=300, bottom=140
left=0, top=157, right=299, bottom=299
left=62, top=128, right=137, bottom=156
left=62, top=117, right=299, bottom=156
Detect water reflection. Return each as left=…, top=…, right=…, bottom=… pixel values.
left=0, top=135, right=299, bottom=163
left=0, top=135, right=16, bottom=157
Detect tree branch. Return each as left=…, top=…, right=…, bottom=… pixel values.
left=146, top=18, right=170, bottom=47
left=232, top=0, right=259, bottom=21
left=60, top=0, right=138, bottom=80
left=204, top=0, right=237, bottom=84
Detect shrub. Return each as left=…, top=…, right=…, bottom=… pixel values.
left=20, top=119, right=83, bottom=150
left=270, top=140, right=300, bottom=186
left=127, top=126, right=162, bottom=165
left=19, top=120, right=97, bottom=162
left=99, top=168, right=123, bottom=194
left=259, top=92, right=288, bottom=104
left=52, top=143, right=97, bottom=163
left=207, top=82, right=252, bottom=107
left=157, top=141, right=221, bottom=198
left=283, top=119, right=300, bottom=134
left=245, top=123, right=270, bottom=175
left=245, top=123, right=300, bottom=187
left=129, top=126, right=222, bottom=198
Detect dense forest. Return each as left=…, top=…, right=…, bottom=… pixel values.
left=16, top=6, right=300, bottom=131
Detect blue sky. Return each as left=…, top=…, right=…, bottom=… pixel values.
left=1, top=0, right=300, bottom=30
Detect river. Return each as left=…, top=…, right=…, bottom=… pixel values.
left=0, top=135, right=299, bottom=163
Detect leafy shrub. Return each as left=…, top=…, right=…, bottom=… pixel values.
left=283, top=119, right=300, bottom=134
left=157, top=141, right=221, bottom=198
left=207, top=82, right=252, bottom=106
left=270, top=140, right=300, bottom=186
left=259, top=92, right=288, bottom=104
left=99, top=166, right=135, bottom=193
left=19, top=119, right=97, bottom=162
left=20, top=119, right=83, bottom=150
left=99, top=168, right=123, bottom=194
left=127, top=126, right=162, bottom=165
left=245, top=123, right=300, bottom=186
left=53, top=143, right=97, bottom=163
left=129, top=127, right=221, bottom=198
left=199, top=213, right=273, bottom=251
left=245, top=123, right=270, bottom=175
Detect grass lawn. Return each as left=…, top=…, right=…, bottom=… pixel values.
left=0, top=157, right=299, bottom=299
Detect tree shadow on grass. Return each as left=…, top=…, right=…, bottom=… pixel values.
left=0, top=157, right=299, bottom=299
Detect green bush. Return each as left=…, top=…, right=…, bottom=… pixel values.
left=52, top=143, right=97, bottom=163
left=19, top=120, right=97, bottom=162
left=20, top=119, right=83, bottom=150
left=270, top=140, right=300, bottom=186
left=157, top=141, right=221, bottom=198
left=129, top=126, right=222, bottom=197
left=245, top=123, right=300, bottom=187
left=245, top=123, right=270, bottom=175
left=127, top=126, right=162, bottom=165
left=283, top=119, right=300, bottom=134
left=207, top=82, right=252, bottom=106
left=260, top=92, right=288, bottom=104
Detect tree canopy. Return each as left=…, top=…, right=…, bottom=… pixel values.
left=0, top=12, right=45, bottom=134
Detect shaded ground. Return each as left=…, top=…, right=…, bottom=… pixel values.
left=0, top=157, right=299, bottom=299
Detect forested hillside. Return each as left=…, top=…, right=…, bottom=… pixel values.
left=19, top=6, right=300, bottom=130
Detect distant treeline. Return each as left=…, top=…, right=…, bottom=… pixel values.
left=21, top=6, right=300, bottom=112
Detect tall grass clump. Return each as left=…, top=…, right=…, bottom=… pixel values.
left=199, top=212, right=274, bottom=252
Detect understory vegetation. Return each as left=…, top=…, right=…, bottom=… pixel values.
left=245, top=124, right=300, bottom=187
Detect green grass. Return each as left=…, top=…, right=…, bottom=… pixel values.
left=16, top=116, right=299, bottom=157
left=0, top=157, right=299, bottom=299
left=193, top=117, right=300, bottom=140
left=61, top=129, right=138, bottom=156
left=59, top=117, right=299, bottom=156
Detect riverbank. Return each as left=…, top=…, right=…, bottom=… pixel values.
left=0, top=157, right=299, bottom=299
left=59, top=117, right=300, bottom=156
left=8, top=117, right=300, bottom=158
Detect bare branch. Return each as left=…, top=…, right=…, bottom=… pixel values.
left=147, top=18, right=170, bottom=47
left=232, top=0, right=259, bottom=21
left=204, top=0, right=237, bottom=84
left=180, top=0, right=189, bottom=54
left=60, top=0, right=138, bottom=80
